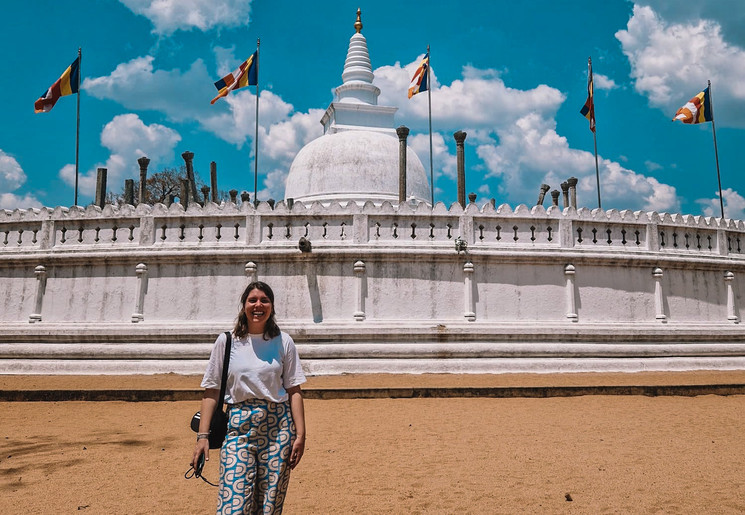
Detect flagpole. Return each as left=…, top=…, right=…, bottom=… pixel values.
left=254, top=38, right=260, bottom=206
left=426, top=45, right=434, bottom=206
left=74, top=47, right=81, bottom=206
left=708, top=79, right=725, bottom=219
left=589, top=57, right=601, bottom=209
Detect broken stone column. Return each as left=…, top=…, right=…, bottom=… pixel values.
left=181, top=151, right=199, bottom=203
left=454, top=131, right=467, bottom=208
left=468, top=193, right=477, bottom=204
left=551, top=189, right=560, bottom=207
left=537, top=184, right=550, bottom=206
left=240, top=191, right=250, bottom=204
left=560, top=181, right=569, bottom=209
left=137, top=156, right=150, bottom=204
left=180, top=179, right=189, bottom=209
left=124, top=179, right=135, bottom=205
left=567, top=176, right=578, bottom=209
left=201, top=186, right=210, bottom=205
left=229, top=189, right=238, bottom=204
left=95, top=168, right=107, bottom=208
left=396, top=126, right=409, bottom=204
left=210, top=161, right=218, bottom=203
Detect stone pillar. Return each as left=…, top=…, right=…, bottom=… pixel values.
left=468, top=193, right=477, bottom=204
left=137, top=156, right=150, bottom=204
left=181, top=151, right=198, bottom=203
left=551, top=189, right=560, bottom=207
left=241, top=191, right=251, bottom=204
left=653, top=267, right=667, bottom=322
left=396, top=126, right=409, bottom=204
left=229, top=189, right=238, bottom=204
left=560, top=181, right=569, bottom=209
left=210, top=161, right=218, bottom=203
left=463, top=261, right=476, bottom=321
left=29, top=265, right=47, bottom=323
left=124, top=179, right=135, bottom=205
left=245, top=261, right=258, bottom=283
left=454, top=130, right=467, bottom=208
left=287, top=198, right=294, bottom=211
left=354, top=260, right=366, bottom=321
left=725, top=271, right=739, bottom=322
left=564, top=264, right=578, bottom=322
left=132, top=263, right=148, bottom=323
left=180, top=179, right=189, bottom=209
left=95, top=168, right=107, bottom=208
left=267, top=198, right=276, bottom=209
left=567, top=176, right=578, bottom=209
left=537, top=184, right=550, bottom=206
left=201, top=186, right=210, bottom=205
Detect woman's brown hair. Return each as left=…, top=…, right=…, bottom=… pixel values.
left=233, top=281, right=281, bottom=340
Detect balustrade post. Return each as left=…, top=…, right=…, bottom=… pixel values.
left=354, top=260, right=366, bottom=321
left=463, top=261, right=476, bottom=321
left=245, top=261, right=258, bottom=283
left=653, top=267, right=667, bottom=322
left=131, top=263, right=148, bottom=323
left=725, top=271, right=739, bottom=322
left=29, top=265, right=47, bottom=323
left=564, top=264, right=578, bottom=322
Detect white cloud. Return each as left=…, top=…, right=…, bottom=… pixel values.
left=0, top=150, right=26, bottom=191
left=119, top=0, right=252, bottom=35
left=85, top=55, right=296, bottom=148
left=0, top=150, right=43, bottom=210
left=0, top=193, right=43, bottom=210
left=697, top=188, right=745, bottom=221
left=594, top=73, right=618, bottom=91
left=375, top=60, right=564, bottom=132
left=59, top=114, right=181, bottom=198
left=616, top=4, right=745, bottom=126
left=644, top=160, right=663, bottom=172
left=476, top=113, right=680, bottom=213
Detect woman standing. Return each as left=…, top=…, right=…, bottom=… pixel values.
left=192, top=281, right=306, bottom=514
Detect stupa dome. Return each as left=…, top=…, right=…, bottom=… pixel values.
left=285, top=130, right=430, bottom=204
left=284, top=8, right=432, bottom=206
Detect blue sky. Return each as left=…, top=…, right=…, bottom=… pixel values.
left=2, top=0, right=745, bottom=219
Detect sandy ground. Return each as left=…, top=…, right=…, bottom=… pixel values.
left=1, top=372, right=745, bottom=514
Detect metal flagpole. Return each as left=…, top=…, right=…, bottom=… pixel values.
left=254, top=39, right=260, bottom=206
left=708, top=79, right=725, bottom=219
left=589, top=57, right=601, bottom=209
left=427, top=45, right=434, bottom=206
left=74, top=47, right=81, bottom=206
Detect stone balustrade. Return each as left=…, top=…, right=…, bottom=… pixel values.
left=1, top=200, right=744, bottom=375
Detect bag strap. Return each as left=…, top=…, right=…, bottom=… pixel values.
left=216, top=331, right=232, bottom=412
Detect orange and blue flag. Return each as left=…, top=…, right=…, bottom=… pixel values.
left=579, top=58, right=595, bottom=132
left=408, top=52, right=429, bottom=99
left=211, top=51, right=258, bottom=104
left=35, top=56, right=80, bottom=113
left=673, top=87, right=712, bottom=124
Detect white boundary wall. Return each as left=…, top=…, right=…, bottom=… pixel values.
left=1, top=200, right=744, bottom=375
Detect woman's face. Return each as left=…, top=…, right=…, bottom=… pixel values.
left=244, top=288, right=272, bottom=331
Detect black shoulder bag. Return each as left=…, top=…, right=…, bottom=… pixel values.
left=191, top=331, right=232, bottom=449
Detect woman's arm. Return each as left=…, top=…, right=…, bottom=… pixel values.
left=287, top=385, right=306, bottom=469
left=191, top=388, right=220, bottom=468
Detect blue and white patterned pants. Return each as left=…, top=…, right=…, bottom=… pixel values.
left=217, top=399, right=295, bottom=515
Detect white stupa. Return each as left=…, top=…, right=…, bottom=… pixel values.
left=284, top=9, right=431, bottom=206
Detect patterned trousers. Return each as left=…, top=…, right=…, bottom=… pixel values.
left=217, top=399, right=295, bottom=515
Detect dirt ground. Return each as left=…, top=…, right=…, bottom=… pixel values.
left=1, top=372, right=745, bottom=514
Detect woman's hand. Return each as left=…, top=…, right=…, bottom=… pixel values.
left=192, top=438, right=210, bottom=470
left=289, top=435, right=304, bottom=469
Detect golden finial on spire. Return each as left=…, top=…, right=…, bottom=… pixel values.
left=354, top=8, right=362, bottom=33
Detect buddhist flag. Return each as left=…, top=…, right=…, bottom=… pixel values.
left=579, top=58, right=595, bottom=132
left=408, top=52, right=429, bottom=99
left=673, top=87, right=712, bottom=124
left=34, top=56, right=80, bottom=113
left=211, top=51, right=258, bottom=104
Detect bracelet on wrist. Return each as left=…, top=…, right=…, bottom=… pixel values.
left=196, top=434, right=209, bottom=441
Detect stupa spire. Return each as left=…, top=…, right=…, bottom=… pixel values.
left=354, top=8, right=362, bottom=33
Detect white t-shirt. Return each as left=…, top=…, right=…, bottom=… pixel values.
left=201, top=331, right=306, bottom=404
